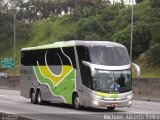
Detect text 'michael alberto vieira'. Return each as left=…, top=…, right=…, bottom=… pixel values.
left=104, top=114, right=160, bottom=120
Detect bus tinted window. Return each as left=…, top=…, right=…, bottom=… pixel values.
left=21, top=47, right=76, bottom=68
left=76, top=46, right=93, bottom=89
left=89, top=46, right=130, bottom=66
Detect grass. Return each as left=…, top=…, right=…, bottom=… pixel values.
left=132, top=65, right=160, bottom=78
left=138, top=67, right=160, bottom=78
left=0, top=15, right=78, bottom=76
left=0, top=13, right=160, bottom=78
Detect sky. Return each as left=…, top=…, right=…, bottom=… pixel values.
left=111, top=0, right=136, bottom=5
left=4, top=0, right=136, bottom=6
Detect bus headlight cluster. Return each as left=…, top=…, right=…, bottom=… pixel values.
left=127, top=95, right=132, bottom=99
left=93, top=100, right=99, bottom=106
left=128, top=100, right=132, bottom=107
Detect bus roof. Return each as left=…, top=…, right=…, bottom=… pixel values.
left=21, top=40, right=125, bottom=51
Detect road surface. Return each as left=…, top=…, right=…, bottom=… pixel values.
left=0, top=89, right=160, bottom=120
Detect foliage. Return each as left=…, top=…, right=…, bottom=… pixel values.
left=136, top=0, right=144, bottom=4
left=0, top=0, right=160, bottom=75
left=146, top=43, right=160, bottom=66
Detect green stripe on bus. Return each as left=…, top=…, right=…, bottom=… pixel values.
left=96, top=92, right=118, bottom=98
left=34, top=66, right=75, bottom=104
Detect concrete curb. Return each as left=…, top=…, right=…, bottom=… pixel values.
left=132, top=78, right=160, bottom=102
left=0, top=76, right=20, bottom=90
left=0, top=112, right=34, bottom=120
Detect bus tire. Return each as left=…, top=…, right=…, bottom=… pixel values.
left=37, top=90, right=43, bottom=105
left=30, top=89, right=37, bottom=104
left=73, top=94, right=81, bottom=110
left=107, top=107, right=115, bottom=111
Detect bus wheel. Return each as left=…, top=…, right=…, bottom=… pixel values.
left=107, top=107, right=115, bottom=111
left=73, top=94, right=81, bottom=110
left=37, top=90, right=43, bottom=105
left=30, top=90, right=37, bottom=104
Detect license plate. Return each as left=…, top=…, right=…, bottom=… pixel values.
left=111, top=103, right=118, bottom=106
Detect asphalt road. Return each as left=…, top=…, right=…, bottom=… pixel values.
left=0, top=89, right=160, bottom=120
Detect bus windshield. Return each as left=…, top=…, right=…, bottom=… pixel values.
left=93, top=69, right=131, bottom=93
left=89, top=46, right=130, bottom=66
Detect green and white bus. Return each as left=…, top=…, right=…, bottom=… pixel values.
left=20, top=40, right=140, bottom=110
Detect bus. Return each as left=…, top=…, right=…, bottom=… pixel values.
left=20, top=40, right=140, bottom=110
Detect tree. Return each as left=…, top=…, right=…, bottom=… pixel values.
left=146, top=43, right=160, bottom=66
left=150, top=0, right=160, bottom=8
left=136, top=0, right=143, bottom=4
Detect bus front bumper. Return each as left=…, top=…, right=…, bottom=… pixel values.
left=92, top=97, right=132, bottom=108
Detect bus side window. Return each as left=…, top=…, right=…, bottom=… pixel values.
left=62, top=47, right=77, bottom=69
left=76, top=46, right=93, bottom=89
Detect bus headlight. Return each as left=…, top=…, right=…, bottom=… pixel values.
left=127, top=95, right=132, bottom=99
left=128, top=100, right=132, bottom=107
left=93, top=100, right=99, bottom=106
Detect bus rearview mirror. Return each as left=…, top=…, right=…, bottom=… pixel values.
left=132, top=63, right=140, bottom=76
left=82, top=61, right=95, bottom=76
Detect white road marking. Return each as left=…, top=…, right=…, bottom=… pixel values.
left=128, top=111, right=150, bottom=114
left=0, top=110, right=15, bottom=114
left=0, top=94, right=30, bottom=103
left=0, top=100, right=17, bottom=104
left=68, top=111, right=85, bottom=114
left=68, top=111, right=104, bottom=119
